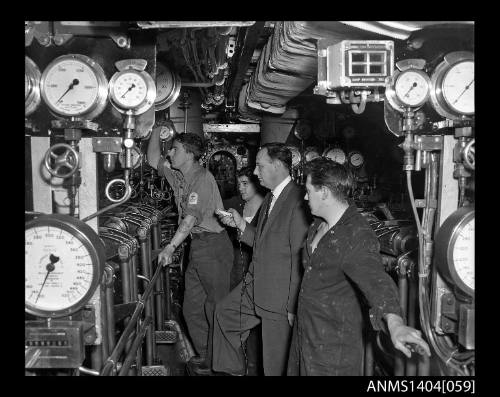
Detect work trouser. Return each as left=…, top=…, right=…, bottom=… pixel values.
left=212, top=272, right=292, bottom=376
left=183, top=229, right=233, bottom=367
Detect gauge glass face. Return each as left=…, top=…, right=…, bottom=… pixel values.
left=112, top=72, right=148, bottom=109
left=43, top=58, right=100, bottom=116
left=305, top=150, right=320, bottom=162
left=395, top=70, right=430, bottom=106
left=442, top=60, right=474, bottom=115
left=452, top=217, right=474, bottom=291
left=25, top=226, right=94, bottom=312
left=325, top=148, right=346, bottom=164
left=25, top=72, right=31, bottom=100
left=156, top=68, right=174, bottom=104
left=159, top=125, right=174, bottom=140
left=349, top=152, right=364, bottom=167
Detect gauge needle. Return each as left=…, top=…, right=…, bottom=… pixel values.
left=404, top=82, right=418, bottom=98
left=56, top=79, right=79, bottom=104
left=34, top=254, right=60, bottom=303
left=453, top=79, right=474, bottom=104
left=121, top=83, right=136, bottom=98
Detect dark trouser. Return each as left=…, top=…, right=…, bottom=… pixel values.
left=212, top=273, right=292, bottom=376
left=183, top=230, right=233, bottom=367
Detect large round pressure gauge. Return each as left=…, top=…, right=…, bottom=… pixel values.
left=25, top=214, right=105, bottom=318
left=25, top=56, right=42, bottom=116
left=40, top=54, right=108, bottom=119
left=386, top=68, right=431, bottom=111
left=323, top=147, right=347, bottom=165
left=430, top=51, right=474, bottom=120
left=286, top=146, right=301, bottom=168
left=435, top=206, right=474, bottom=296
left=348, top=151, right=365, bottom=168
left=155, top=63, right=181, bottom=111
left=109, top=68, right=156, bottom=115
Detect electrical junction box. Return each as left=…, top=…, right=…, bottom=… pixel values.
left=319, top=40, right=394, bottom=90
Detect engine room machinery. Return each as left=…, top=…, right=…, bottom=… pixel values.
left=25, top=21, right=474, bottom=377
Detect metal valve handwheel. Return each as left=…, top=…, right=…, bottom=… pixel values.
left=105, top=178, right=132, bottom=203
left=463, top=138, right=475, bottom=170
left=44, top=143, right=80, bottom=178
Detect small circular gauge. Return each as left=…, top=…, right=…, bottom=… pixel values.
left=348, top=151, right=365, bottom=168
left=109, top=68, right=156, bottom=115
left=386, top=68, right=431, bottom=111
left=40, top=54, right=108, bottom=119
left=25, top=56, right=42, bottom=116
left=155, top=63, right=181, bottom=111
left=435, top=206, right=474, bottom=296
left=159, top=124, right=175, bottom=141
left=118, top=146, right=143, bottom=169
left=430, top=51, right=474, bottom=120
left=286, top=146, right=301, bottom=168
left=304, top=147, right=320, bottom=162
left=323, top=147, right=346, bottom=165
left=25, top=214, right=105, bottom=318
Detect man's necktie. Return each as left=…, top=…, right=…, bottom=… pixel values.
left=260, top=193, right=274, bottom=234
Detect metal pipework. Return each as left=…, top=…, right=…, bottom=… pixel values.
left=103, top=264, right=117, bottom=353
left=137, top=226, right=155, bottom=365
left=100, top=256, right=165, bottom=375
left=118, top=317, right=152, bottom=376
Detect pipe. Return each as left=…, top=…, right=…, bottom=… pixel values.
left=139, top=228, right=155, bottom=365
left=152, top=224, right=165, bottom=331
left=100, top=259, right=164, bottom=375
left=78, top=366, right=100, bottom=376
left=104, top=265, right=116, bottom=353
left=118, top=317, right=152, bottom=376
left=406, top=267, right=418, bottom=376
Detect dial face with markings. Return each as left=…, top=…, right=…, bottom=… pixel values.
left=394, top=70, right=431, bottom=107
left=324, top=148, right=346, bottom=164
left=40, top=54, right=108, bottom=118
left=442, top=60, right=474, bottom=115
left=155, top=63, right=181, bottom=111
left=452, top=216, right=474, bottom=291
left=110, top=71, right=148, bottom=109
left=348, top=151, right=364, bottom=168
left=25, top=215, right=104, bottom=317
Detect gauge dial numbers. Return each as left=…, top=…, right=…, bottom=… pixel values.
left=25, top=56, right=42, bottom=116
left=323, top=148, right=347, bottom=165
left=386, top=68, right=431, bottom=111
left=109, top=69, right=156, bottom=115
left=155, top=63, right=181, bottom=111
left=430, top=51, right=474, bottom=120
left=25, top=215, right=105, bottom=318
left=348, top=151, right=365, bottom=168
left=40, top=54, right=108, bottom=119
left=435, top=206, right=475, bottom=296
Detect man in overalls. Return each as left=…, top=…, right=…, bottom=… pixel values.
left=148, top=129, right=233, bottom=374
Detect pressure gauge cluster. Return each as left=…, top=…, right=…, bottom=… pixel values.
left=25, top=214, right=105, bottom=318
left=109, top=59, right=156, bottom=115
left=429, top=51, right=474, bottom=120
left=385, top=59, right=431, bottom=112
left=323, top=147, right=346, bottom=165
left=435, top=206, right=474, bottom=296
left=155, top=62, right=181, bottom=111
left=40, top=54, right=109, bottom=120
left=25, top=56, right=42, bottom=116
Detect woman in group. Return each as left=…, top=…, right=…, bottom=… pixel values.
left=223, top=166, right=266, bottom=289
left=287, top=157, right=430, bottom=376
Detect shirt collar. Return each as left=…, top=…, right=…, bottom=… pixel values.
left=271, top=175, right=292, bottom=200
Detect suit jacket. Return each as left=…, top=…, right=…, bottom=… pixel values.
left=240, top=180, right=310, bottom=319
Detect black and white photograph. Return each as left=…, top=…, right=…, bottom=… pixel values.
left=25, top=21, right=474, bottom=381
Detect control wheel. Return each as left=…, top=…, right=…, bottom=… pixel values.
left=44, top=143, right=80, bottom=178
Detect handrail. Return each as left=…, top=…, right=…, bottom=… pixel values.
left=100, top=260, right=165, bottom=376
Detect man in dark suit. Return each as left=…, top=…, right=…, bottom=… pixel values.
left=213, top=143, right=310, bottom=376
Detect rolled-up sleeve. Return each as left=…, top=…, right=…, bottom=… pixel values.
left=341, top=230, right=404, bottom=331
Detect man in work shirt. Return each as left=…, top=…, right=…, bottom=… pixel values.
left=147, top=129, right=233, bottom=374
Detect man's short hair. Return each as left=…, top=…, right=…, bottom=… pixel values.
left=174, top=133, right=205, bottom=161
left=260, top=142, right=292, bottom=170
left=304, top=157, right=353, bottom=202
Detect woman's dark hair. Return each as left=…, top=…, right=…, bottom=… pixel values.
left=304, top=157, right=353, bottom=202
left=237, top=166, right=266, bottom=196
left=260, top=142, right=292, bottom=170
left=173, top=133, right=205, bottom=161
